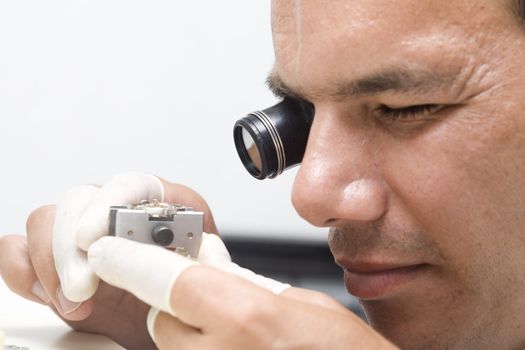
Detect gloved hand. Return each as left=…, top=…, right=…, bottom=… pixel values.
left=54, top=172, right=289, bottom=306
left=56, top=172, right=293, bottom=349
left=53, top=172, right=166, bottom=302
left=0, top=172, right=226, bottom=349
left=87, top=232, right=289, bottom=317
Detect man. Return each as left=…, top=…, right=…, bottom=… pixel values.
left=2, top=0, right=525, bottom=348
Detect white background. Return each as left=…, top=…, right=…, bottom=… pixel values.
left=0, top=1, right=327, bottom=242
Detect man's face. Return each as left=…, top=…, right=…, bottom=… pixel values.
left=271, top=0, right=525, bottom=348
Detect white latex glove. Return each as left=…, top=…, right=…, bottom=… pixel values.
left=54, top=171, right=289, bottom=305
left=87, top=233, right=294, bottom=347
left=53, top=172, right=165, bottom=302
left=87, top=233, right=290, bottom=314
left=86, top=233, right=291, bottom=344
left=198, top=233, right=290, bottom=293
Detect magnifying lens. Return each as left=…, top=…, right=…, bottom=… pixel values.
left=233, top=98, right=314, bottom=180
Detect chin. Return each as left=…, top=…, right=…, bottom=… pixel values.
left=362, top=300, right=432, bottom=349
left=360, top=296, right=484, bottom=350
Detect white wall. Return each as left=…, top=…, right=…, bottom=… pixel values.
left=0, top=1, right=327, bottom=242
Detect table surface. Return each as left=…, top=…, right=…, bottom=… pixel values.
left=0, top=280, right=123, bottom=350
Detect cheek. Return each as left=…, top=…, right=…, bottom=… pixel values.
left=384, top=102, right=525, bottom=278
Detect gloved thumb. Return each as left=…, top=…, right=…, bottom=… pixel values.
left=197, top=233, right=290, bottom=294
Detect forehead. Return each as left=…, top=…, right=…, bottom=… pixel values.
left=271, top=0, right=512, bottom=92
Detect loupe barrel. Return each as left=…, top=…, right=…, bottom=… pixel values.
left=234, top=98, right=314, bottom=180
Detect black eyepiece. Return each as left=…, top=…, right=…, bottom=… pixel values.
left=234, top=98, right=314, bottom=180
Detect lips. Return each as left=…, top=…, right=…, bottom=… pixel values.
left=338, top=260, right=428, bottom=300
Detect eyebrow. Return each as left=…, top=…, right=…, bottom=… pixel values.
left=266, top=68, right=454, bottom=101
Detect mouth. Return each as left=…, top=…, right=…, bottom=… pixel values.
left=339, top=260, right=429, bottom=300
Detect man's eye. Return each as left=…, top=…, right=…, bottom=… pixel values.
left=374, top=104, right=444, bottom=122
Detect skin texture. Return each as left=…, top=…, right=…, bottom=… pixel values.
left=272, top=0, right=525, bottom=348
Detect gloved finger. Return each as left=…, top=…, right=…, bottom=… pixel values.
left=147, top=308, right=201, bottom=349
left=76, top=172, right=164, bottom=251
left=200, top=238, right=329, bottom=309
left=197, top=232, right=232, bottom=265
left=198, top=233, right=290, bottom=294
left=0, top=235, right=50, bottom=305
left=222, top=262, right=290, bottom=294
left=88, top=236, right=277, bottom=330
left=26, top=205, right=93, bottom=321
left=88, top=236, right=196, bottom=315
left=53, top=185, right=100, bottom=302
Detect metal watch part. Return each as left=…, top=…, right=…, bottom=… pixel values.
left=109, top=200, right=204, bottom=258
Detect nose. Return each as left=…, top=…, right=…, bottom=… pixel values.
left=292, top=105, right=388, bottom=227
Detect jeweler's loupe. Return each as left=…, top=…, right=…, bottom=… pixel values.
left=234, top=98, right=314, bottom=180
